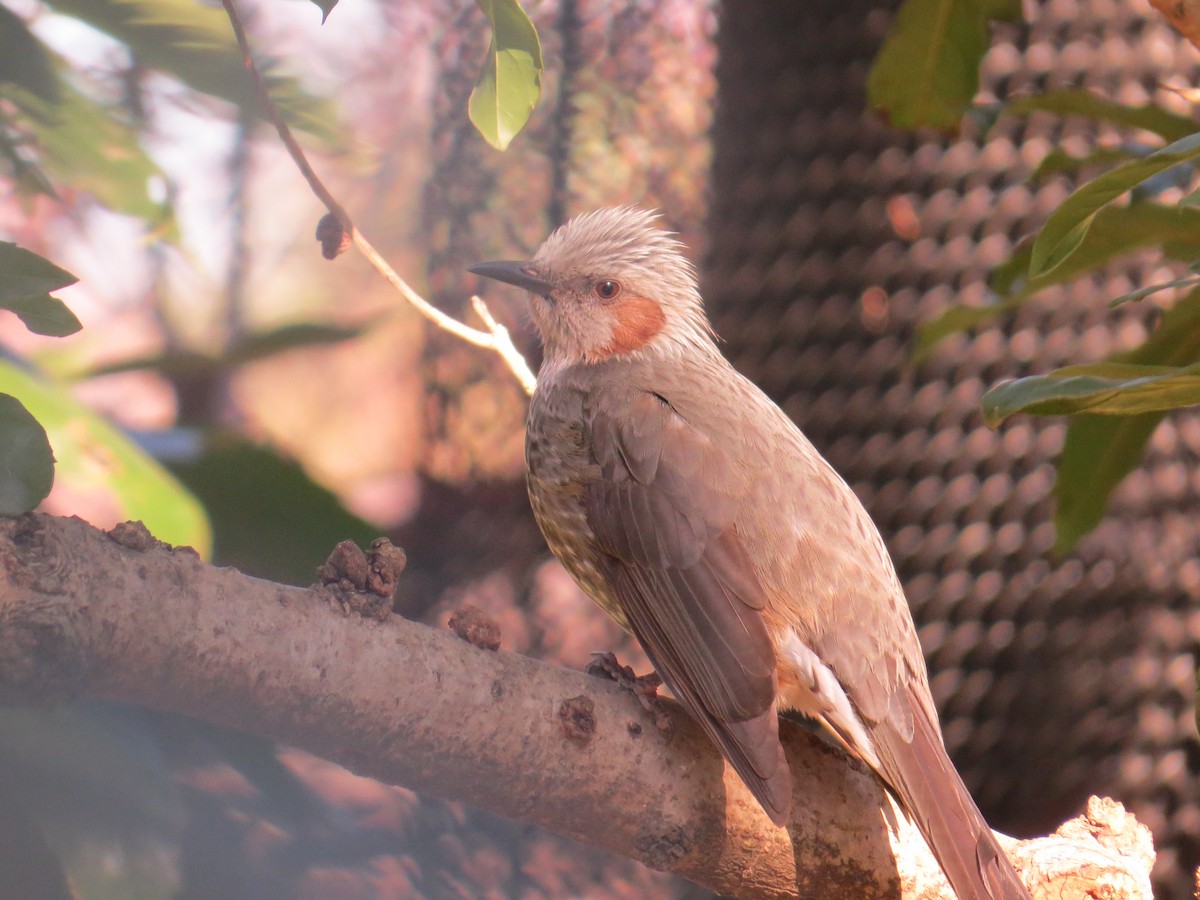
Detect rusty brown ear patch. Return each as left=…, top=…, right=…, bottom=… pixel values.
left=598, top=294, right=666, bottom=358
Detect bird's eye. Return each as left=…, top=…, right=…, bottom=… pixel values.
left=594, top=280, right=621, bottom=300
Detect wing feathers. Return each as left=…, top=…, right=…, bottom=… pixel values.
left=609, top=562, right=792, bottom=824
left=585, top=389, right=791, bottom=824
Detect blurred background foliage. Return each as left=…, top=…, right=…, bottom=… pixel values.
left=0, top=0, right=715, bottom=894
left=4, top=0, right=1200, bottom=894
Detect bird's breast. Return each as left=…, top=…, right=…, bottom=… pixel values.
left=526, top=386, right=628, bottom=629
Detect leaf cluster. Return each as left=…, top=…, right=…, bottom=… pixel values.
left=869, top=1, right=1200, bottom=550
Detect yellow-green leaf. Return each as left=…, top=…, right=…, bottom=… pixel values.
left=0, top=361, right=211, bottom=554
left=468, top=0, right=542, bottom=151
left=982, top=361, right=1200, bottom=426
left=11, top=83, right=173, bottom=229
left=868, top=0, right=1020, bottom=131
left=0, top=393, right=55, bottom=515
left=915, top=204, right=1200, bottom=359
left=1052, top=289, right=1200, bottom=550
left=1029, top=131, right=1200, bottom=275
left=45, top=0, right=340, bottom=147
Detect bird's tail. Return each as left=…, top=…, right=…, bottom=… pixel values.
left=872, top=690, right=1030, bottom=900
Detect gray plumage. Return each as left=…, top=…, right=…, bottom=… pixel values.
left=471, top=207, right=1030, bottom=900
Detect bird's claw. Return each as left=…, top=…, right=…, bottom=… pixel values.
left=586, top=651, right=671, bottom=730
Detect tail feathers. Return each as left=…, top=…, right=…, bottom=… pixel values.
left=872, top=693, right=1030, bottom=900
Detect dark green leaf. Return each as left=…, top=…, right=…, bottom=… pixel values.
left=44, top=0, right=340, bottom=147
left=81, top=350, right=214, bottom=381
left=84, top=322, right=368, bottom=378
left=0, top=242, right=77, bottom=301
left=169, top=436, right=378, bottom=585
left=979, top=0, right=1023, bottom=21
left=0, top=5, right=60, bottom=102
left=0, top=393, right=55, bottom=515
left=1030, top=131, right=1200, bottom=275
left=0, top=243, right=82, bottom=336
left=469, top=0, right=543, bottom=150
left=982, top=362, right=1200, bottom=425
left=0, top=361, right=211, bottom=552
left=1054, top=412, right=1162, bottom=553
left=1006, top=90, right=1198, bottom=142
left=224, top=321, right=369, bottom=367
left=2, top=294, right=82, bottom=337
left=1037, top=288, right=1200, bottom=551
left=867, top=0, right=1020, bottom=131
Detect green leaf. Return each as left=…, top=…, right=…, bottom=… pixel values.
left=915, top=204, right=1200, bottom=359
left=1006, top=90, right=1199, bottom=142
left=0, top=393, right=55, bottom=515
left=1030, top=145, right=1143, bottom=182
left=0, top=242, right=78, bottom=302
left=2, top=294, right=82, bottom=337
left=0, top=245, right=82, bottom=336
left=83, top=322, right=368, bottom=379
left=912, top=296, right=1024, bottom=362
left=1009, top=204, right=1200, bottom=294
left=1108, top=274, right=1200, bottom=307
left=44, top=0, right=340, bottom=147
left=1030, top=131, right=1200, bottom=275
left=1054, top=412, right=1162, bottom=552
left=224, top=321, right=369, bottom=367
left=0, top=361, right=211, bottom=553
left=1016, top=288, right=1200, bottom=551
left=10, top=83, right=173, bottom=227
left=169, top=436, right=378, bottom=584
left=0, top=5, right=60, bottom=102
left=468, top=0, right=543, bottom=150
left=867, top=0, right=1020, bottom=131
left=982, top=361, right=1200, bottom=425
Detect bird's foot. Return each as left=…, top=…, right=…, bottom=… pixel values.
left=586, top=651, right=671, bottom=731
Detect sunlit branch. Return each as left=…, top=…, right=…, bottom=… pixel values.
left=0, top=514, right=1157, bottom=900
left=219, top=0, right=537, bottom=396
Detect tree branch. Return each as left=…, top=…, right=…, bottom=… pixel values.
left=220, top=0, right=537, bottom=396
left=0, top=514, right=1154, bottom=899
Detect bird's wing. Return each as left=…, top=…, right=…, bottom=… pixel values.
left=584, top=388, right=792, bottom=824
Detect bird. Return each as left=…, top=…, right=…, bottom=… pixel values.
left=469, top=206, right=1030, bottom=900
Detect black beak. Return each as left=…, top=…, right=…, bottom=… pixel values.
left=468, top=260, right=553, bottom=296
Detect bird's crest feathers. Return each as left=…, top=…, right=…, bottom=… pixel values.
left=528, top=207, right=715, bottom=366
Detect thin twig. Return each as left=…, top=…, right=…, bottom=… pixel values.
left=219, top=0, right=536, bottom=395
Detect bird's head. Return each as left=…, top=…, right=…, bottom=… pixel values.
left=470, top=207, right=714, bottom=369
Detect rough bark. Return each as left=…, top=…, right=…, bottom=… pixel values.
left=0, top=513, right=1154, bottom=899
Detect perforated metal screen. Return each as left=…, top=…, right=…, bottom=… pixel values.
left=707, top=2, right=1200, bottom=895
